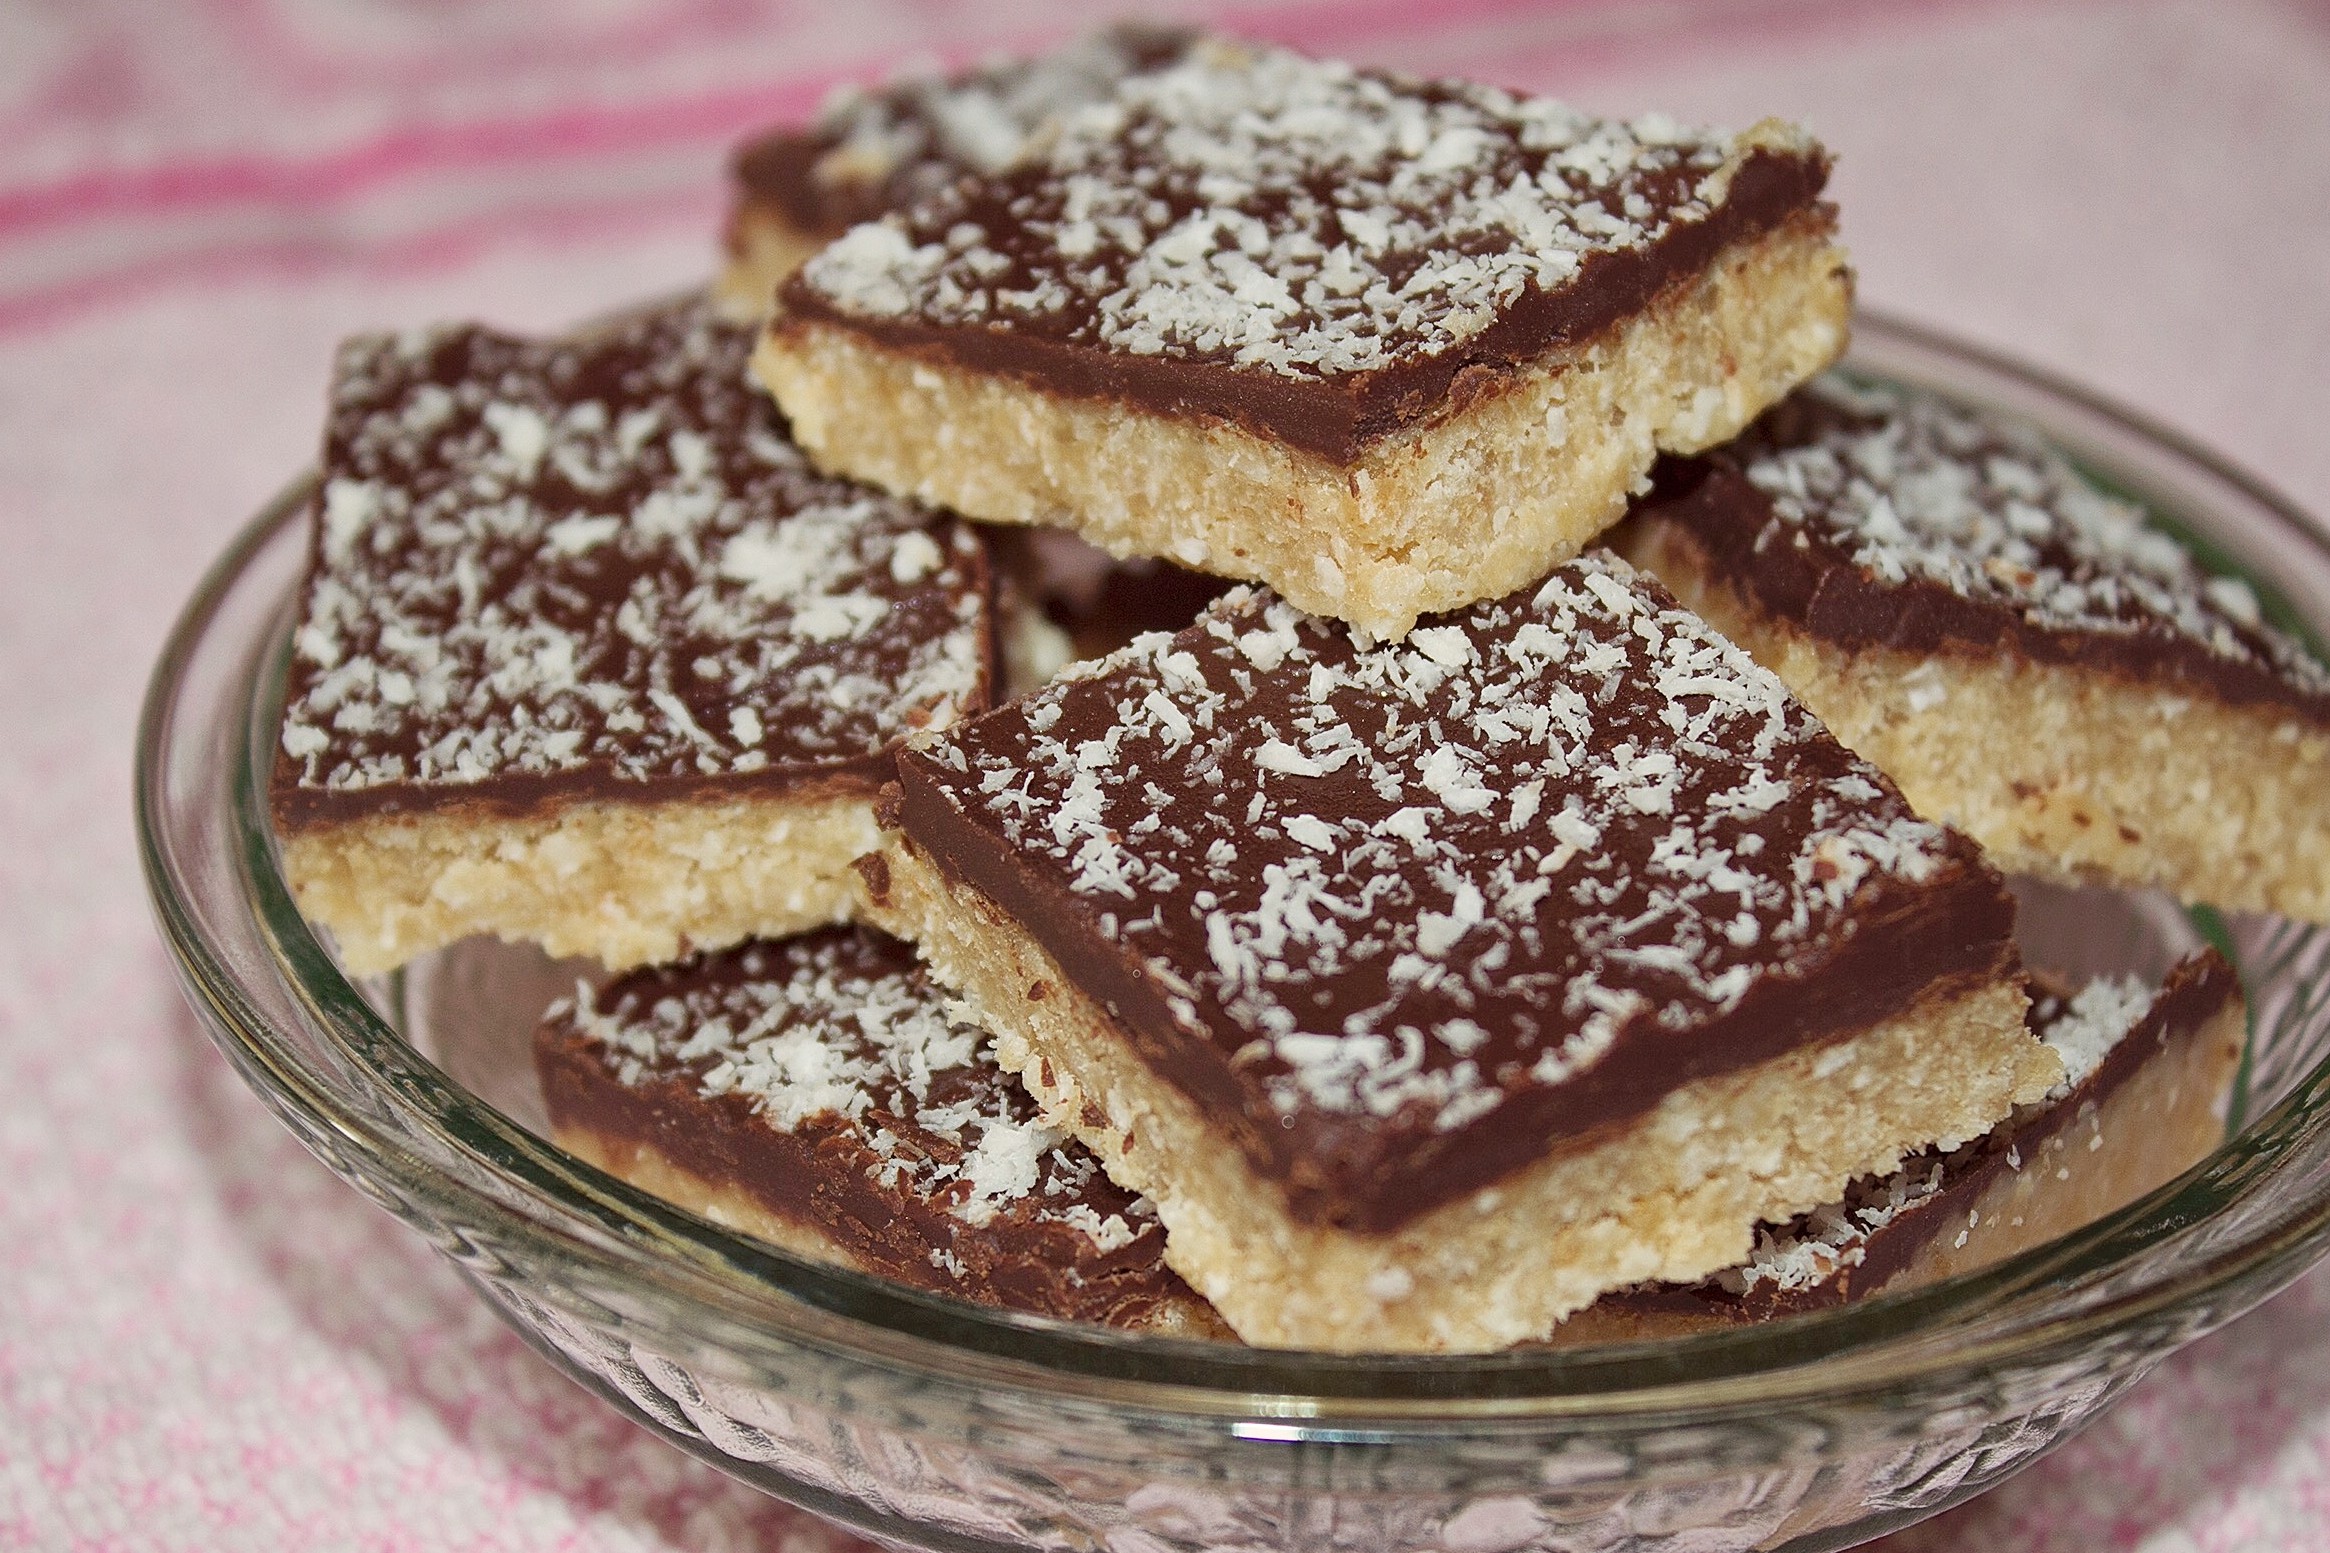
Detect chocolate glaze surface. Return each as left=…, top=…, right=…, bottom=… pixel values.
left=536, top=927, right=1195, bottom=1327
left=897, top=555, right=2020, bottom=1233
left=273, top=297, right=993, bottom=829
left=1607, top=948, right=2239, bottom=1322
left=781, top=42, right=1832, bottom=463
left=732, top=24, right=1199, bottom=242
left=1637, top=377, right=2330, bottom=720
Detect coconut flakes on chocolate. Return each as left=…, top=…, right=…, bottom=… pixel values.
left=2029, top=972, right=2151, bottom=1103
left=559, top=932, right=1135, bottom=1233
left=734, top=23, right=1202, bottom=238
left=791, top=39, right=1822, bottom=399
left=1720, top=1159, right=1953, bottom=1298
left=1715, top=377, right=2330, bottom=708
left=275, top=297, right=989, bottom=825
left=540, top=929, right=1190, bottom=1318
left=895, top=554, right=2017, bottom=1229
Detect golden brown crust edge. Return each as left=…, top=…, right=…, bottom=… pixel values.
left=758, top=213, right=1852, bottom=638
left=281, top=791, right=879, bottom=974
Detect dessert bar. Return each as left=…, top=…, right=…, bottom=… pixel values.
left=759, top=40, right=1852, bottom=637
left=1623, top=377, right=2330, bottom=920
left=858, top=554, right=2060, bottom=1350
left=273, top=297, right=993, bottom=974
left=536, top=928, right=1221, bottom=1332
left=1562, top=948, right=2244, bottom=1339
left=720, top=24, right=1200, bottom=313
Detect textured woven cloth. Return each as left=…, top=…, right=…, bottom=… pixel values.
left=6, top=1, right=2329, bottom=1547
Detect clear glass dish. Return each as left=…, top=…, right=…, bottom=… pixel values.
left=137, top=312, right=2330, bottom=1553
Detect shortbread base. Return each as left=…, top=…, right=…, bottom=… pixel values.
left=860, top=841, right=2056, bottom=1353
left=1553, top=989, right=2243, bottom=1343
left=1627, top=517, right=2330, bottom=922
left=715, top=202, right=826, bottom=320
left=553, top=1124, right=1229, bottom=1338
left=281, top=791, right=879, bottom=975
left=759, top=213, right=1851, bottom=638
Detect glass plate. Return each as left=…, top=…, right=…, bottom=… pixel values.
left=138, top=311, right=2330, bottom=1553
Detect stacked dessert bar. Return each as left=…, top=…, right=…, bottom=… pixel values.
left=275, top=29, right=2311, bottom=1351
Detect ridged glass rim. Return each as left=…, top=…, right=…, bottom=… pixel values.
left=137, top=308, right=2330, bottom=1433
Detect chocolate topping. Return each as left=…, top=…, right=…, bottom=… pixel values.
left=1611, top=949, right=2239, bottom=1322
left=897, top=556, right=2018, bottom=1233
left=1639, top=377, right=2330, bottom=720
left=273, top=297, right=993, bottom=829
left=781, top=42, right=1832, bottom=463
left=732, top=24, right=1200, bottom=242
left=535, top=928, right=1194, bottom=1326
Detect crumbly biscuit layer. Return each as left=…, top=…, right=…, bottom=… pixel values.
left=762, top=214, right=1848, bottom=637
left=1631, top=517, right=2330, bottom=921
left=862, top=840, right=2052, bottom=1352
left=284, top=792, right=877, bottom=974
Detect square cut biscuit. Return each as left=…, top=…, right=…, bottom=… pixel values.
left=1559, top=949, right=2245, bottom=1342
left=856, top=555, right=2060, bottom=1351
left=272, top=297, right=994, bottom=975
left=1622, top=377, right=2330, bottom=922
left=718, top=24, right=1202, bottom=315
left=536, top=927, right=1224, bottom=1335
left=757, top=40, right=1852, bottom=639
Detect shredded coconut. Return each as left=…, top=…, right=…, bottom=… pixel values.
left=2030, top=972, right=2151, bottom=1103
left=778, top=25, right=1202, bottom=216
left=1721, top=1160, right=1952, bottom=1296
left=909, top=554, right=1963, bottom=1144
left=277, top=297, right=988, bottom=806
left=800, top=40, right=1778, bottom=383
left=1734, top=376, right=2330, bottom=698
left=552, top=932, right=1164, bottom=1255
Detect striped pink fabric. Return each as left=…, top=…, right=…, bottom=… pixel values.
left=0, top=0, right=1825, bottom=333
left=7, top=2, right=2330, bottom=1549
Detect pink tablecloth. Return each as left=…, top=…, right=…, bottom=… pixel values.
left=7, top=2, right=2330, bottom=1547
